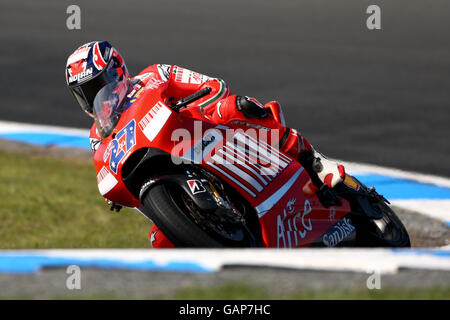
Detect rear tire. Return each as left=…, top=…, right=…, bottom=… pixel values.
left=353, top=201, right=411, bottom=247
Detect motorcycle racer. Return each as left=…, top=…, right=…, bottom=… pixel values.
left=65, top=41, right=345, bottom=248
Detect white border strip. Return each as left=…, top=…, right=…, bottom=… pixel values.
left=390, top=199, right=450, bottom=223
left=340, top=159, right=450, bottom=189
left=0, top=120, right=89, bottom=137
left=1, top=248, right=449, bottom=274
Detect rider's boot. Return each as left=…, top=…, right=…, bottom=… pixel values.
left=278, top=129, right=345, bottom=186
left=276, top=124, right=345, bottom=207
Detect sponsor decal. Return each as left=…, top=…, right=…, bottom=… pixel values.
left=103, top=119, right=136, bottom=174
left=145, top=78, right=165, bottom=90
left=127, top=87, right=144, bottom=107
left=67, top=45, right=90, bottom=66
left=207, top=132, right=291, bottom=197
left=138, top=101, right=172, bottom=142
left=194, top=133, right=217, bottom=155
left=186, top=179, right=206, bottom=194
left=286, top=198, right=296, bottom=214
left=133, top=72, right=152, bottom=84
left=343, top=174, right=360, bottom=190
left=68, top=67, right=93, bottom=83
left=322, top=217, right=356, bottom=248
left=157, top=64, right=171, bottom=82
left=174, top=66, right=210, bottom=84
left=97, top=166, right=118, bottom=195
left=277, top=198, right=313, bottom=248
left=329, top=207, right=336, bottom=221
left=181, top=129, right=223, bottom=164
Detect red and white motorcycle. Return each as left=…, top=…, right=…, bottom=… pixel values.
left=94, top=87, right=410, bottom=248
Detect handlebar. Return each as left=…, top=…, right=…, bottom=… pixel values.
left=170, top=87, right=212, bottom=112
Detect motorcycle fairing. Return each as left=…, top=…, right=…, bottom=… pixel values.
left=93, top=85, right=352, bottom=247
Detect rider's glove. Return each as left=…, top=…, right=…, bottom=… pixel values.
left=105, top=198, right=123, bottom=212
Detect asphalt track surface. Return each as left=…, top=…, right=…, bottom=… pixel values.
left=1, top=0, right=450, bottom=177
left=1, top=267, right=449, bottom=299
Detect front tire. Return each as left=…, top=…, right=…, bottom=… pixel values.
left=141, top=183, right=252, bottom=247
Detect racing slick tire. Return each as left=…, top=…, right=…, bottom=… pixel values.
left=353, top=201, right=411, bottom=247
left=141, top=183, right=251, bottom=248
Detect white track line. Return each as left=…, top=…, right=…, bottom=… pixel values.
left=1, top=249, right=449, bottom=274
left=0, top=120, right=89, bottom=137
left=340, top=159, right=450, bottom=189
left=388, top=200, right=450, bottom=223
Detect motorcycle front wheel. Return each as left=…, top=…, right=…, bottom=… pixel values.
left=141, top=183, right=253, bottom=247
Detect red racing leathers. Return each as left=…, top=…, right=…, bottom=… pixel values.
left=89, top=64, right=340, bottom=248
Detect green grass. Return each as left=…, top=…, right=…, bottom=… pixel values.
left=0, top=151, right=152, bottom=248
left=7, top=283, right=447, bottom=300
left=163, top=283, right=450, bottom=300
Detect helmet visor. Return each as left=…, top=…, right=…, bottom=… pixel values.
left=93, top=77, right=129, bottom=138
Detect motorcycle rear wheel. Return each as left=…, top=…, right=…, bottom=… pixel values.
left=353, top=201, right=411, bottom=247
